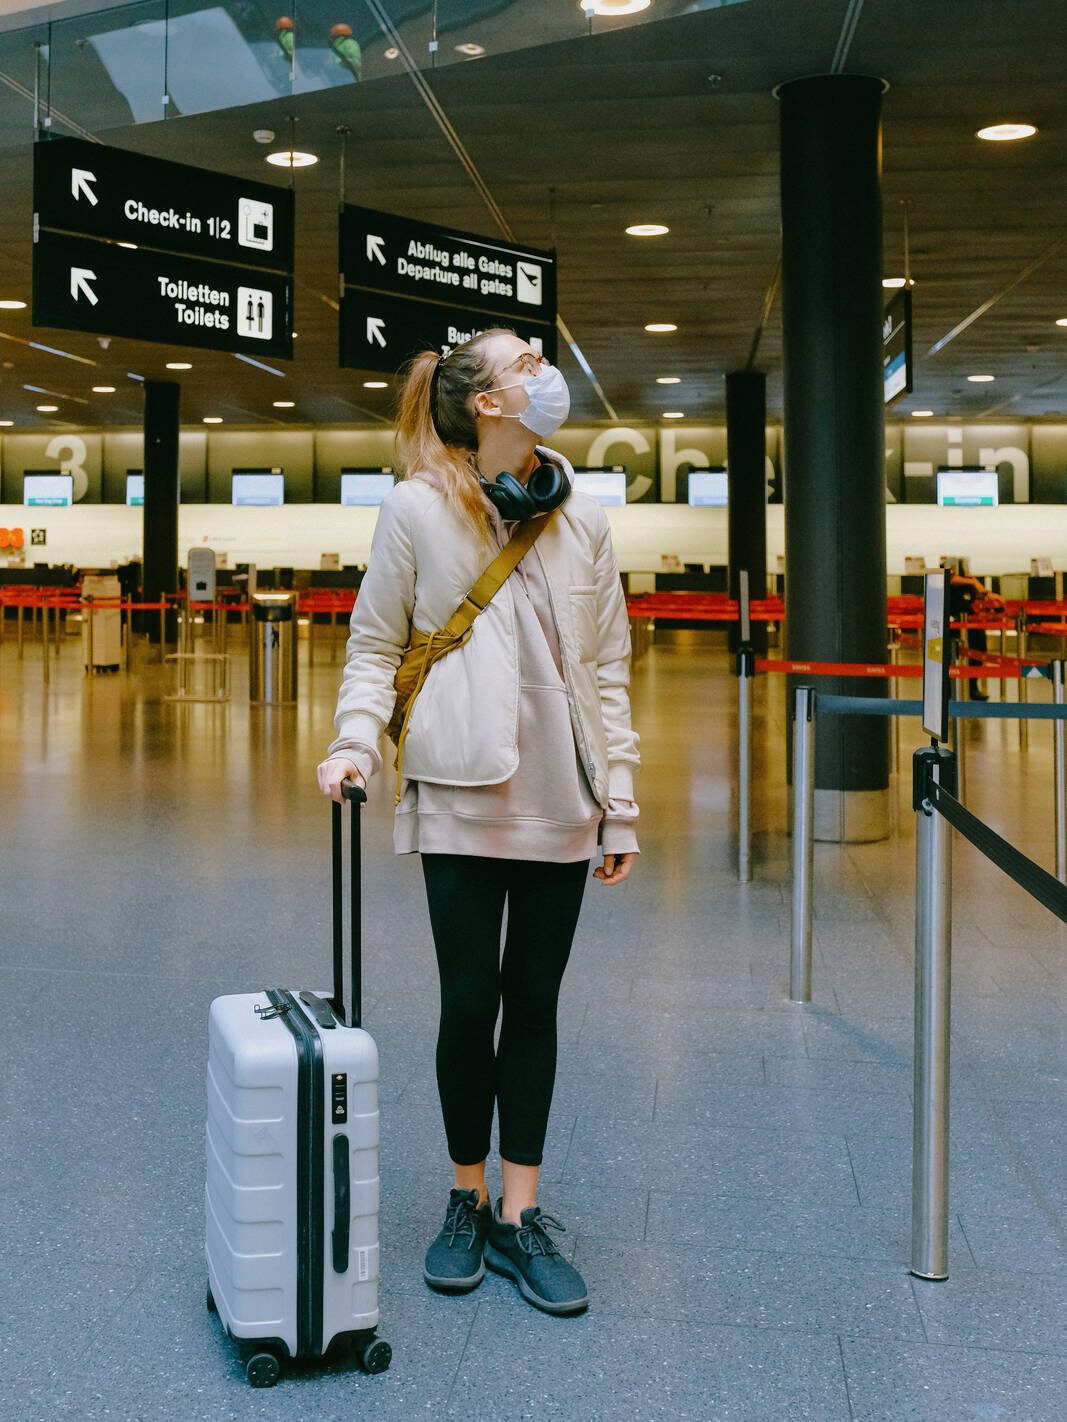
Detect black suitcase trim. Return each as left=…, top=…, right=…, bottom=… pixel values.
left=267, top=987, right=325, bottom=1358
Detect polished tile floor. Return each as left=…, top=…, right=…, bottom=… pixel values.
left=1, top=624, right=1065, bottom=1421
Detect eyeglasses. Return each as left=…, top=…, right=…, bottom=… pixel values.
left=497, top=351, right=550, bottom=380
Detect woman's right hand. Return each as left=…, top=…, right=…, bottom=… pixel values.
left=316, top=757, right=366, bottom=803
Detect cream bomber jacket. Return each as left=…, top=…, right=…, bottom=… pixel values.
left=327, top=449, right=640, bottom=808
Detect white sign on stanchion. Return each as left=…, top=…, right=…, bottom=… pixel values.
left=922, top=571, right=951, bottom=742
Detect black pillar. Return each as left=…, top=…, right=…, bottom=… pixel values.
left=779, top=74, right=889, bottom=842
left=726, top=370, right=768, bottom=655
left=143, top=381, right=180, bottom=643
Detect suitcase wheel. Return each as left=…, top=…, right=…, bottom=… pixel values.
left=205, top=1284, right=216, bottom=1314
left=246, top=1352, right=281, bottom=1388
left=360, top=1339, right=392, bottom=1375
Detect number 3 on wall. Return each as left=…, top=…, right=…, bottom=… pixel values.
left=44, top=435, right=90, bottom=501
left=0, top=527, right=26, bottom=548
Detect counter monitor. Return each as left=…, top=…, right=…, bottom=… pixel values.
left=688, top=469, right=729, bottom=507
left=23, top=473, right=73, bottom=506
left=572, top=468, right=626, bottom=507
left=936, top=468, right=998, bottom=507
left=232, top=470, right=284, bottom=506
left=341, top=471, right=394, bottom=506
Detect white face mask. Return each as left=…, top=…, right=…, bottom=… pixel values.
left=485, top=361, right=571, bottom=439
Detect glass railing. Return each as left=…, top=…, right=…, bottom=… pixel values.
left=0, top=0, right=750, bottom=149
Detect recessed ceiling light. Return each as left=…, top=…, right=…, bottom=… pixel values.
left=645, top=323, right=677, bottom=333
left=166, top=361, right=192, bottom=370
left=580, top=0, right=652, bottom=15
left=967, top=374, right=995, bottom=383
left=662, top=411, right=684, bottom=419
left=976, top=123, right=1037, bottom=142
left=1056, top=318, right=1067, bottom=328
left=626, top=223, right=670, bottom=237
left=272, top=400, right=295, bottom=408
left=92, top=385, right=116, bottom=393
left=882, top=277, right=907, bottom=289
left=36, top=404, right=58, bottom=412
left=117, top=242, right=138, bottom=250
left=363, top=380, right=388, bottom=389
left=455, top=42, right=485, bottom=57
left=0, top=419, right=13, bottom=426
left=656, top=376, right=681, bottom=385
left=292, top=331, right=299, bottom=339
left=911, top=410, right=935, bottom=418
left=384, top=46, right=399, bottom=59
left=0, top=299, right=26, bottom=309
left=203, top=416, right=223, bottom=424
left=266, top=150, right=318, bottom=168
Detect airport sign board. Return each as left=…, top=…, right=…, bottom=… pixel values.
left=33, top=137, right=294, bottom=273
left=340, top=287, right=556, bottom=372
left=33, top=229, right=293, bottom=359
left=883, top=289, right=913, bottom=406
left=339, top=203, right=556, bottom=372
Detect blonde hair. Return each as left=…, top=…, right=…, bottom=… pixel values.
left=394, top=328, right=513, bottom=539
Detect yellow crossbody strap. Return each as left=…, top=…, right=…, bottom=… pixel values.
left=392, top=512, right=554, bottom=803
left=441, top=514, right=549, bottom=638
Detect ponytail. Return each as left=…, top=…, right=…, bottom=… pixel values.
left=394, top=328, right=513, bottom=540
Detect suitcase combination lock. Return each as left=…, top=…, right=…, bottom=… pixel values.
left=254, top=1000, right=293, bottom=1021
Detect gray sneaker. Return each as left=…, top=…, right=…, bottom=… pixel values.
left=423, top=1189, right=491, bottom=1293
left=484, top=1199, right=589, bottom=1315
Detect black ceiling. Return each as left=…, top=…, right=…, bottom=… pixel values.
left=0, top=0, right=1064, bottom=431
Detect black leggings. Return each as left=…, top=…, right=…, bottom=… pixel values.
left=420, top=854, right=589, bottom=1168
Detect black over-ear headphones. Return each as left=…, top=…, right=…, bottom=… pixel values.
left=480, top=462, right=570, bottom=521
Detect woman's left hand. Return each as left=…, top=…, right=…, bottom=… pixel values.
left=594, top=852, right=636, bottom=886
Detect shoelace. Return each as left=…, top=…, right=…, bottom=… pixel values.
left=444, top=1196, right=481, bottom=1251
left=514, top=1210, right=566, bottom=1258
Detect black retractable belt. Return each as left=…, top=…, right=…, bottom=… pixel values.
left=331, top=779, right=366, bottom=1028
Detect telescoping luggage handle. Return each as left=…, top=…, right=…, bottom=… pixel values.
left=331, top=778, right=366, bottom=1028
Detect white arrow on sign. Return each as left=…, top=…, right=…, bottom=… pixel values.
left=366, top=316, right=386, bottom=348
left=366, top=234, right=387, bottom=265
left=71, top=168, right=98, bottom=206
left=70, top=268, right=98, bottom=306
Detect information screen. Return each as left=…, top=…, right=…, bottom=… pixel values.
left=24, top=473, right=73, bottom=506
left=126, top=473, right=145, bottom=506
left=937, top=469, right=998, bottom=507
left=572, top=470, right=626, bottom=507
left=232, top=471, right=284, bottom=506
left=341, top=472, right=394, bottom=506
left=688, top=470, right=729, bottom=507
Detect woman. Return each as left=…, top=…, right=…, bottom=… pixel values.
left=317, top=327, right=640, bottom=1317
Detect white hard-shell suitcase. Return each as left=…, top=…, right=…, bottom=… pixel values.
left=205, top=782, right=391, bottom=1387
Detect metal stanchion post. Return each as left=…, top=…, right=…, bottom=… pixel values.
left=85, top=597, right=95, bottom=675
left=17, top=602, right=24, bottom=658
left=737, top=646, right=754, bottom=883
left=911, top=744, right=956, bottom=1281
left=737, top=569, right=754, bottom=884
left=949, top=709, right=966, bottom=803
left=1054, top=660, right=1066, bottom=885
left=889, top=632, right=901, bottom=773
left=42, top=600, right=50, bottom=687
left=1018, top=615, right=1029, bottom=751
left=790, top=685, right=815, bottom=1003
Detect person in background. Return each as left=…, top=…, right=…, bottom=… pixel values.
left=317, top=328, right=640, bottom=1316
left=945, top=559, right=1005, bottom=701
